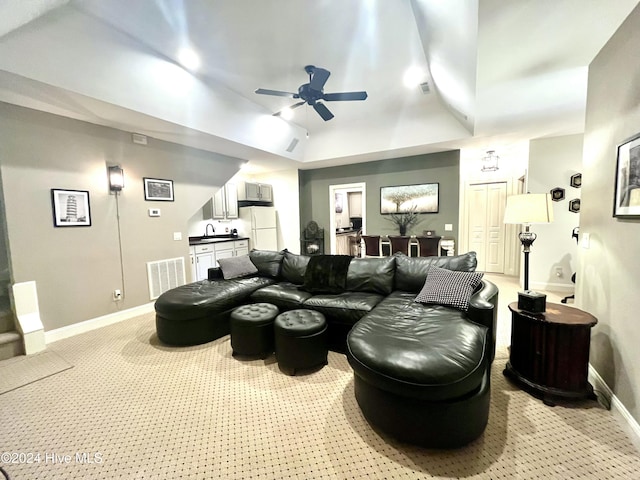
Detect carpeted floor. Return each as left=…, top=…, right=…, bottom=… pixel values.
left=0, top=351, right=72, bottom=395
left=0, top=275, right=638, bottom=479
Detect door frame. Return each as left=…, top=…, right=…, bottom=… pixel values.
left=329, top=182, right=366, bottom=255
left=460, top=177, right=520, bottom=276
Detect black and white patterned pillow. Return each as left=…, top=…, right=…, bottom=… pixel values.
left=414, top=266, right=484, bottom=311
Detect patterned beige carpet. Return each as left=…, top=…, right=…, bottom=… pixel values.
left=1, top=277, right=639, bottom=479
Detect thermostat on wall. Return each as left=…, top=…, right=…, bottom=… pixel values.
left=148, top=208, right=161, bottom=217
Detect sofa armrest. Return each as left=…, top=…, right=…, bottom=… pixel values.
left=207, top=267, right=223, bottom=280
left=466, top=279, right=498, bottom=362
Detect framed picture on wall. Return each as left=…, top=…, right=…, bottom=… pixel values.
left=51, top=189, right=91, bottom=227
left=144, top=177, right=174, bottom=201
left=380, top=183, right=439, bottom=214
left=613, top=132, right=640, bottom=217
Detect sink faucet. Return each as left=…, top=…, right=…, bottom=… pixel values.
left=205, top=223, right=215, bottom=237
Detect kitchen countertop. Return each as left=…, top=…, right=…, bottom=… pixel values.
left=189, top=236, right=249, bottom=246
left=335, top=228, right=358, bottom=234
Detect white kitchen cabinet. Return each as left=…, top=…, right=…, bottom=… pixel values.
left=191, top=239, right=253, bottom=281
left=237, top=181, right=273, bottom=203
left=213, top=242, right=234, bottom=265
left=348, top=192, right=362, bottom=217
left=234, top=239, right=249, bottom=257
left=193, top=244, right=215, bottom=281
left=205, top=182, right=238, bottom=220
left=214, top=240, right=250, bottom=264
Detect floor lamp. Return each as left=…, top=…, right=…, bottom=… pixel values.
left=504, top=193, right=554, bottom=312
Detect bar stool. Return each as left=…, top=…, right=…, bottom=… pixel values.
left=361, top=235, right=382, bottom=257
left=388, top=236, right=411, bottom=256
left=349, top=229, right=363, bottom=257
left=416, top=236, right=442, bottom=257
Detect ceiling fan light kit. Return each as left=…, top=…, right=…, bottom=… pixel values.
left=255, top=65, right=367, bottom=121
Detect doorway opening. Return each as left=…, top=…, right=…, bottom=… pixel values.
left=328, top=182, right=366, bottom=255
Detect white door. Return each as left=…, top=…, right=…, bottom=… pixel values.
left=252, top=207, right=276, bottom=229
left=485, top=183, right=507, bottom=272
left=254, top=228, right=278, bottom=251
left=467, top=182, right=507, bottom=273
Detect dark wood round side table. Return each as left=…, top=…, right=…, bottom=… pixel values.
left=504, top=302, right=598, bottom=406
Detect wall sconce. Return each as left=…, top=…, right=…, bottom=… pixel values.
left=108, top=165, right=124, bottom=193
left=481, top=150, right=499, bottom=172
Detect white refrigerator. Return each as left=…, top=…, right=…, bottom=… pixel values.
left=238, top=206, right=278, bottom=251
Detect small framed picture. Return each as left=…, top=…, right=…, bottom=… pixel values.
left=143, top=178, right=174, bottom=202
left=613, top=133, right=640, bottom=217
left=51, top=189, right=91, bottom=227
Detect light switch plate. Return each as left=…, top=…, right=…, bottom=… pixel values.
left=173, top=232, right=182, bottom=241
left=444, top=224, right=453, bottom=231
left=148, top=208, right=161, bottom=217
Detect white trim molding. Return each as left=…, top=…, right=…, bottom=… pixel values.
left=45, top=302, right=155, bottom=344
left=589, top=364, right=640, bottom=451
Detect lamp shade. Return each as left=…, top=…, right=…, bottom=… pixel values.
left=108, top=165, right=124, bottom=192
left=504, top=193, right=554, bottom=224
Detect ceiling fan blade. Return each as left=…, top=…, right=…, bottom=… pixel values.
left=313, top=102, right=334, bottom=121
left=255, top=88, right=297, bottom=98
left=272, top=101, right=306, bottom=117
left=310, top=68, right=331, bottom=91
left=323, top=91, right=368, bottom=101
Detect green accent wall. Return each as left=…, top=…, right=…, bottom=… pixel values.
left=299, top=150, right=460, bottom=241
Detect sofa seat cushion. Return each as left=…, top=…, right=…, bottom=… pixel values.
left=347, top=292, right=488, bottom=402
left=303, top=291, right=384, bottom=325
left=155, top=277, right=276, bottom=321
left=249, top=282, right=313, bottom=310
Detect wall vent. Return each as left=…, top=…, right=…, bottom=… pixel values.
left=286, top=137, right=299, bottom=152
left=132, top=133, right=148, bottom=145
left=419, top=81, right=430, bottom=94
left=146, top=257, right=186, bottom=300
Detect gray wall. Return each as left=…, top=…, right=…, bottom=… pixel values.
left=299, top=151, right=460, bottom=240
left=0, top=102, right=243, bottom=331
left=528, top=134, right=583, bottom=291
left=579, top=3, right=640, bottom=425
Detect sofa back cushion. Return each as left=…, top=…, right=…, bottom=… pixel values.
left=281, top=251, right=311, bottom=285
left=394, top=251, right=478, bottom=293
left=346, top=256, right=396, bottom=295
left=249, top=249, right=285, bottom=278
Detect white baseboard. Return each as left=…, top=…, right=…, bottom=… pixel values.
left=45, top=303, right=155, bottom=344
left=529, top=280, right=574, bottom=293
left=589, top=364, right=640, bottom=451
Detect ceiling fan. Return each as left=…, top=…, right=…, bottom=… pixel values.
left=255, top=65, right=368, bottom=121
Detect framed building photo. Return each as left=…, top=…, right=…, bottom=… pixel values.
left=380, top=183, right=439, bottom=214
left=613, top=133, right=640, bottom=217
left=51, top=189, right=91, bottom=227
left=144, top=178, right=174, bottom=201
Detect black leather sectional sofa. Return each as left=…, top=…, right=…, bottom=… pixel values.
left=155, top=249, right=498, bottom=448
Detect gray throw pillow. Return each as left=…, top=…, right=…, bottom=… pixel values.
left=414, top=266, right=484, bottom=311
left=217, top=255, right=258, bottom=279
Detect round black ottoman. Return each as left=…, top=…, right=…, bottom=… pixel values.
left=230, top=303, right=279, bottom=358
left=274, top=309, right=328, bottom=375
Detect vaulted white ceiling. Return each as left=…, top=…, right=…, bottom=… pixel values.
left=0, top=0, right=637, bottom=171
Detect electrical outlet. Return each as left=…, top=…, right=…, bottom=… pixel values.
left=113, top=289, right=122, bottom=301
left=555, top=266, right=563, bottom=278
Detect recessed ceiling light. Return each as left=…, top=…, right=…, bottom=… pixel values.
left=177, top=48, right=200, bottom=71
left=403, top=66, right=425, bottom=89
